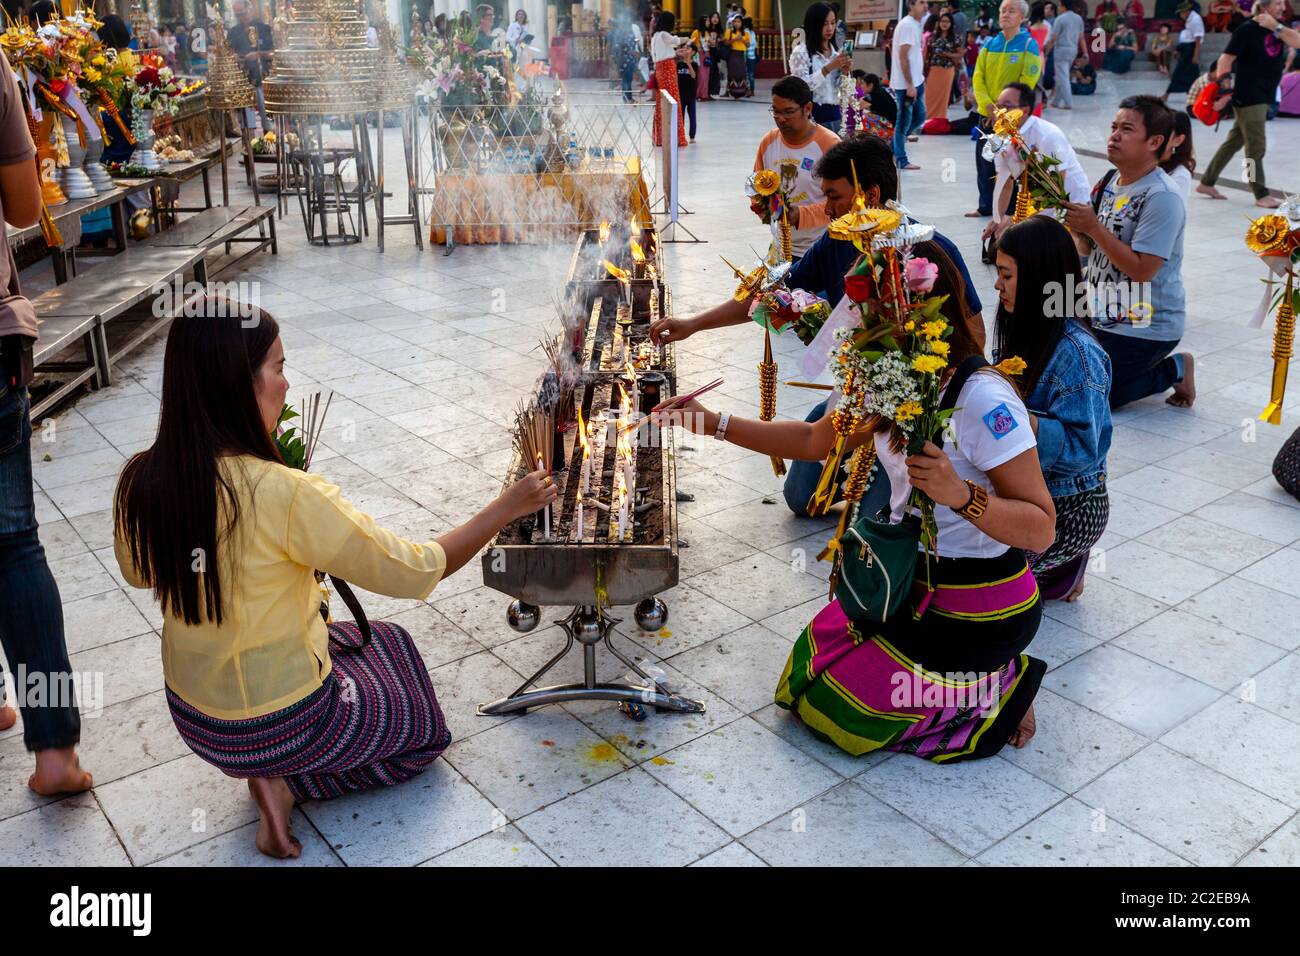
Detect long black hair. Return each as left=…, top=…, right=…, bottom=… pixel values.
left=993, top=216, right=1091, bottom=396
left=802, top=1, right=836, bottom=57
left=1160, top=109, right=1195, bottom=176
left=115, top=302, right=284, bottom=626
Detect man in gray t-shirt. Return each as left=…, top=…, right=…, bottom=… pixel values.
left=1044, top=0, right=1086, bottom=108
left=1064, top=95, right=1192, bottom=410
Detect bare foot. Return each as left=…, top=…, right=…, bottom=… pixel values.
left=1255, top=195, right=1282, bottom=208
left=248, top=777, right=301, bottom=859
left=0, top=704, right=16, bottom=733
left=1064, top=576, right=1086, bottom=602
left=1008, top=703, right=1037, bottom=748
left=28, top=747, right=93, bottom=796
left=1166, top=353, right=1195, bottom=407
left=901, top=163, right=920, bottom=170
left=965, top=210, right=989, bottom=217
left=1196, top=182, right=1228, bottom=200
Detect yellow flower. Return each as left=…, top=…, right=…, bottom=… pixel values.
left=995, top=356, right=1028, bottom=376
left=903, top=320, right=915, bottom=332
left=83, top=67, right=101, bottom=83
left=894, top=401, right=923, bottom=423
left=91, top=54, right=106, bottom=66
left=912, top=354, right=948, bottom=375
left=992, top=107, right=1024, bottom=138
left=921, top=319, right=947, bottom=340
left=929, top=340, right=950, bottom=357
left=752, top=169, right=781, bottom=197
left=1246, top=215, right=1293, bottom=255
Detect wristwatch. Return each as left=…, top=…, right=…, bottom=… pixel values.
left=955, top=479, right=989, bottom=521
left=714, top=411, right=731, bottom=441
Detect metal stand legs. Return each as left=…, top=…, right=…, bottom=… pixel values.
left=476, top=604, right=706, bottom=717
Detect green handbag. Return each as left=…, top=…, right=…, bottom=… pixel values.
left=834, top=512, right=922, bottom=623
left=832, top=356, right=989, bottom=623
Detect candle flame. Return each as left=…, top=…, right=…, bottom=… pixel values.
left=576, top=407, right=588, bottom=455
left=602, top=260, right=630, bottom=281
left=630, top=238, right=646, bottom=263
left=598, top=221, right=611, bottom=243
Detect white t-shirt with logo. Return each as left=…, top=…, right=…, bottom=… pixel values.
left=874, top=370, right=1037, bottom=560
left=889, top=15, right=926, bottom=91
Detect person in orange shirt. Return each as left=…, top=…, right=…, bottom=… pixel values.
left=752, top=75, right=842, bottom=259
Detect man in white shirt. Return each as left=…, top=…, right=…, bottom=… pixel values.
left=888, top=0, right=930, bottom=170
left=1163, top=0, right=1206, bottom=99
left=982, top=82, right=1090, bottom=241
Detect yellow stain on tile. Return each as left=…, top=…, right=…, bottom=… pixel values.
left=586, top=742, right=620, bottom=763
left=650, top=756, right=674, bottom=766
left=658, top=628, right=673, bottom=638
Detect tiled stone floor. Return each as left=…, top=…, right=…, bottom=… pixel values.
left=3, top=73, right=1299, bottom=866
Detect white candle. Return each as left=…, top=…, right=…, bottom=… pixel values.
left=580, top=450, right=590, bottom=495
left=544, top=501, right=551, bottom=541
left=576, top=498, right=584, bottom=539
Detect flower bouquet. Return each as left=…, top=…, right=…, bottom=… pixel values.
left=411, top=22, right=509, bottom=111
left=807, top=210, right=1023, bottom=567
left=746, top=164, right=798, bottom=261
left=1245, top=202, right=1300, bottom=425
left=981, top=107, right=1071, bottom=223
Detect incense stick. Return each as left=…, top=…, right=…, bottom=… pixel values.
left=783, top=381, right=834, bottom=391
left=652, top=377, right=725, bottom=412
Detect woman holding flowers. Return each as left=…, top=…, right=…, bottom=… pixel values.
left=113, top=303, right=557, bottom=859
left=655, top=241, right=1055, bottom=760
left=993, top=216, right=1111, bottom=602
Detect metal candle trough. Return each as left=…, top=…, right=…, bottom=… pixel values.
left=477, top=226, right=702, bottom=718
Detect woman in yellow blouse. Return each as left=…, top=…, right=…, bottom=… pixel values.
left=722, top=13, right=753, bottom=99
left=113, top=304, right=556, bottom=859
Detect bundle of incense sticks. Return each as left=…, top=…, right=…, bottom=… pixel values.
left=620, top=377, right=726, bottom=434
left=514, top=402, right=556, bottom=540
left=299, top=390, right=333, bottom=470
left=540, top=333, right=576, bottom=425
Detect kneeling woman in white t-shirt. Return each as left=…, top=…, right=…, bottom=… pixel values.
left=656, top=242, right=1055, bottom=760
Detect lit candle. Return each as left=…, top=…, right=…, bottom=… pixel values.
left=576, top=496, right=584, bottom=539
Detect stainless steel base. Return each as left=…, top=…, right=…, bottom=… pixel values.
left=477, top=605, right=706, bottom=717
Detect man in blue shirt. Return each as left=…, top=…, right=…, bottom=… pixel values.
left=649, top=135, right=982, bottom=515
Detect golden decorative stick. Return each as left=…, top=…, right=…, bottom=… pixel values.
left=1260, top=271, right=1296, bottom=426
left=758, top=327, right=785, bottom=476
left=821, top=440, right=879, bottom=597
left=780, top=207, right=793, bottom=263
left=1012, top=169, right=1035, bottom=223
left=805, top=374, right=859, bottom=516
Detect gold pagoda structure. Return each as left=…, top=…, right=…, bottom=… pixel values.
left=263, top=0, right=378, bottom=115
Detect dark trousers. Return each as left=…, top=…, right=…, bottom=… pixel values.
left=1094, top=329, right=1181, bottom=409
left=679, top=84, right=697, bottom=139
left=0, top=385, right=80, bottom=752
left=975, top=116, right=996, bottom=215
left=1166, top=41, right=1200, bottom=94
left=620, top=62, right=636, bottom=102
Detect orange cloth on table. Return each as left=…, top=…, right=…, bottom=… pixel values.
left=652, top=57, right=689, bottom=147
left=429, top=158, right=653, bottom=245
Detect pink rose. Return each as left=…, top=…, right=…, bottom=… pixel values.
left=905, top=257, right=938, bottom=294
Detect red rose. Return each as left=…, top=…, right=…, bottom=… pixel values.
left=135, top=67, right=161, bottom=87
left=843, top=274, right=871, bottom=304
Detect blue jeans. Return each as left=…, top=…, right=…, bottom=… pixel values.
left=783, top=399, right=893, bottom=519
left=620, top=62, right=636, bottom=103
left=891, top=85, right=926, bottom=167
left=0, top=382, right=80, bottom=751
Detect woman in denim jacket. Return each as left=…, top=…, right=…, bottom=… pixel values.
left=993, top=217, right=1112, bottom=601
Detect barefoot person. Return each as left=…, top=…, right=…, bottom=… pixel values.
left=1063, top=96, right=1194, bottom=409
left=0, top=51, right=93, bottom=797
left=993, top=217, right=1112, bottom=602
left=1195, top=0, right=1298, bottom=210
left=655, top=242, right=1054, bottom=759
left=113, top=305, right=557, bottom=859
